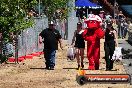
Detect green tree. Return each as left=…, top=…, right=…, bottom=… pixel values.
left=42, top=0, right=71, bottom=21
left=0, top=0, right=37, bottom=63
left=41, top=0, right=72, bottom=40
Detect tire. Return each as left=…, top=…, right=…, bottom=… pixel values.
left=76, top=75, right=87, bottom=85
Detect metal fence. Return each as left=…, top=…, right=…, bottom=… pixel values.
left=17, top=17, right=48, bottom=57
left=16, top=17, right=67, bottom=57
left=0, top=16, right=70, bottom=59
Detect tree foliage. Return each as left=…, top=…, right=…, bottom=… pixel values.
left=42, top=0, right=71, bottom=21
left=0, top=0, right=37, bottom=63
left=0, top=0, right=72, bottom=63
left=0, top=0, right=72, bottom=39
left=0, top=0, right=37, bottom=41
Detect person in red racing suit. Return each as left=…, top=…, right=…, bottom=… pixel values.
left=83, top=15, right=105, bottom=70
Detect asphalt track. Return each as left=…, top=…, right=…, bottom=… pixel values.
left=118, top=39, right=132, bottom=85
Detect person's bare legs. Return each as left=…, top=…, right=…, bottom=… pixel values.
left=75, top=48, right=80, bottom=69
left=80, top=48, right=84, bottom=68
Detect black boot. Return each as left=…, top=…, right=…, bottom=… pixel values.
left=49, top=66, right=54, bottom=70
left=81, top=62, right=84, bottom=68
left=77, top=64, right=80, bottom=70
left=45, top=66, right=50, bottom=70
left=45, top=63, right=50, bottom=70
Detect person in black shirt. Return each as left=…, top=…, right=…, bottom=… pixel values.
left=104, top=22, right=118, bottom=71
left=39, top=21, right=63, bottom=70
left=71, top=22, right=85, bottom=69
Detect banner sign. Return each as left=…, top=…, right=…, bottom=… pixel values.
left=76, top=74, right=131, bottom=85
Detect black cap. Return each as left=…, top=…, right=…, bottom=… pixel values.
left=48, top=21, right=56, bottom=26
left=77, top=22, right=82, bottom=26
left=107, top=22, right=112, bottom=26
left=49, top=21, right=54, bottom=24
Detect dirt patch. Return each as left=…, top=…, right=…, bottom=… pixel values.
left=0, top=40, right=131, bottom=88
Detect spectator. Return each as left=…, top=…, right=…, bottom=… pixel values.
left=88, top=11, right=95, bottom=18
left=118, top=11, right=125, bottom=20
left=128, top=20, right=132, bottom=38
left=128, top=20, right=132, bottom=31
left=117, top=11, right=126, bottom=38
left=39, top=21, right=63, bottom=70
left=123, top=20, right=129, bottom=39
left=112, top=19, right=118, bottom=34
left=104, top=22, right=118, bottom=71
left=99, top=10, right=105, bottom=20
left=71, top=22, right=85, bottom=69
left=105, top=12, right=112, bottom=22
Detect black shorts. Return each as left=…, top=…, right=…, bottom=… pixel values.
left=74, top=43, right=85, bottom=48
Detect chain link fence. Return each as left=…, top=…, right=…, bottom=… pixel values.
left=0, top=17, right=68, bottom=60
left=17, top=17, right=48, bottom=57
left=17, top=17, right=68, bottom=57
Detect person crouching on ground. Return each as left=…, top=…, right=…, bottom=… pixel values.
left=39, top=21, right=63, bottom=70
left=71, top=22, right=85, bottom=69
left=104, top=22, right=118, bottom=71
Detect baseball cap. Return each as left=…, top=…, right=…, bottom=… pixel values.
left=107, top=21, right=112, bottom=25
left=77, top=22, right=82, bottom=26
left=48, top=21, right=55, bottom=25
left=107, top=22, right=112, bottom=27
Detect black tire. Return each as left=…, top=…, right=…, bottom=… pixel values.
left=76, top=76, right=87, bottom=85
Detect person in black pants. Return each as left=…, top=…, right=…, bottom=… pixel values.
left=104, top=22, right=118, bottom=71
left=71, top=22, right=85, bottom=69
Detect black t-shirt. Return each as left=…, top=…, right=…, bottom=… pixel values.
left=105, top=28, right=115, bottom=42
left=39, top=28, right=62, bottom=50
